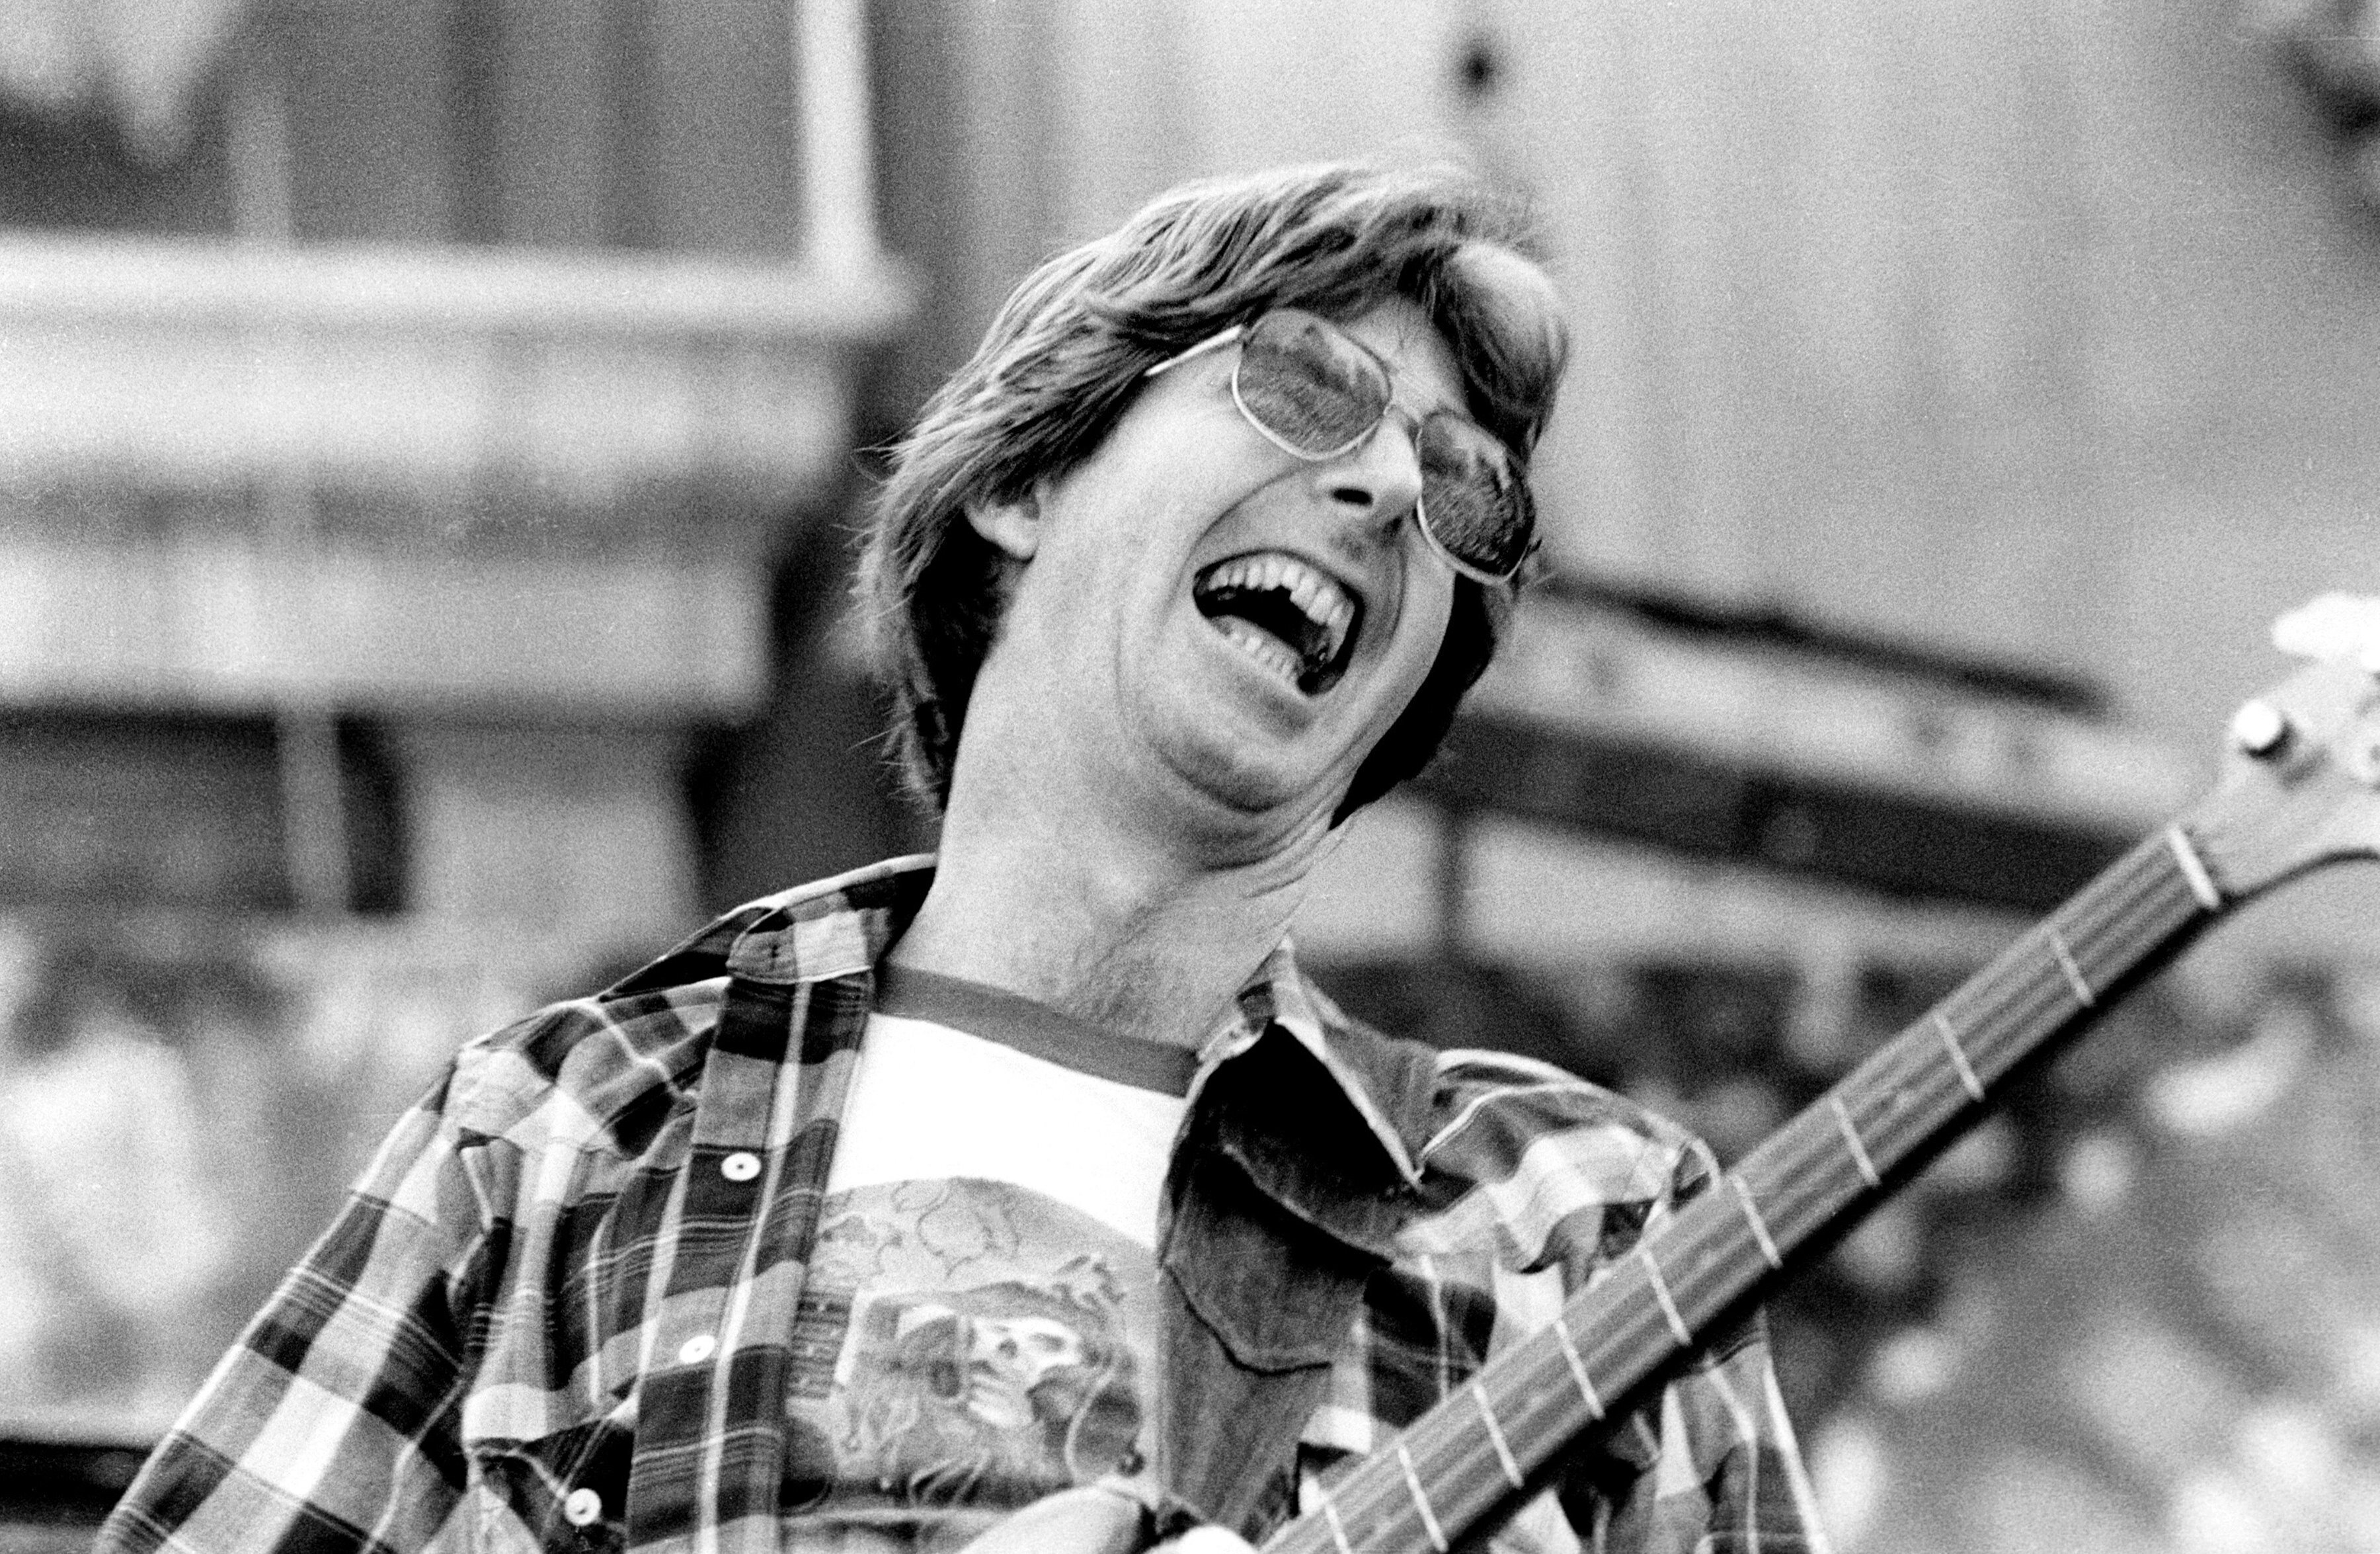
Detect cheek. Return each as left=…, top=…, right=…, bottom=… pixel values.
left=1382, top=567, right=1458, bottom=700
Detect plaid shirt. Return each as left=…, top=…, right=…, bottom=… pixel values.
left=99, top=856, right=1826, bottom=1554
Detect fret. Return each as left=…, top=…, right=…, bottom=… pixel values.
left=2047, top=929, right=2096, bottom=1008
left=1639, top=1247, right=1694, bottom=1346
left=2166, top=824, right=2222, bottom=910
left=1829, top=1094, right=1881, bottom=1187
left=1933, top=1010, right=1985, bottom=1102
left=1471, top=1381, right=1524, bottom=1489
left=1395, top=1440, right=1450, bottom=1553
left=1318, top=1489, right=1355, bottom=1554
left=1729, top=1173, right=1782, bottom=1270
left=1550, top=1315, right=1605, bottom=1418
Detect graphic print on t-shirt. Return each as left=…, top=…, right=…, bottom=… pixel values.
left=783, top=1174, right=1159, bottom=1527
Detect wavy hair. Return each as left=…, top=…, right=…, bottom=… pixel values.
left=859, top=162, right=1569, bottom=820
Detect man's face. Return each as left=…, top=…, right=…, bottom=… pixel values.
left=975, top=296, right=1466, bottom=843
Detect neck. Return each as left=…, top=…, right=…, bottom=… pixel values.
left=888, top=746, right=1337, bottom=1053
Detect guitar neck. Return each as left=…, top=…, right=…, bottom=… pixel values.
left=1265, top=823, right=2227, bottom=1554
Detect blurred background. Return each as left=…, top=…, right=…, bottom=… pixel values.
left=1, top=0, right=2378, bottom=1549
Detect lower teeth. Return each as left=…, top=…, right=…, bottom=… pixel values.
left=1216, top=619, right=1306, bottom=684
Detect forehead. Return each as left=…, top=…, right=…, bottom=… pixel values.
left=1328, top=297, right=1466, bottom=419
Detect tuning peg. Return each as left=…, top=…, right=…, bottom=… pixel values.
left=2229, top=698, right=2291, bottom=757
left=2272, top=594, right=2380, bottom=671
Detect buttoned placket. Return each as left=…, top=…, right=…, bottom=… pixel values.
left=619, top=965, right=873, bottom=1553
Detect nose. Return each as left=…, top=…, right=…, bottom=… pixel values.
left=1309, top=409, right=1425, bottom=542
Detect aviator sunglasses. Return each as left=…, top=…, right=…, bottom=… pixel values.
left=1143, top=307, right=1538, bottom=585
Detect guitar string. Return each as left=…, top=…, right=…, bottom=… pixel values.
left=1759, top=883, right=2109, bottom=1231
left=2028, top=838, right=2179, bottom=995
left=1311, top=1265, right=1675, bottom=1547
left=1852, top=842, right=2192, bottom=1186
left=1841, top=844, right=2190, bottom=1170
left=1744, top=842, right=2202, bottom=1298
left=2090, top=844, right=2215, bottom=982
left=1977, top=837, right=2166, bottom=995
left=1923, top=840, right=2175, bottom=1086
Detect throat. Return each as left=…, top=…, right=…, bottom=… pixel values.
left=892, top=797, right=1328, bottom=1052
left=891, top=876, right=1307, bottom=1053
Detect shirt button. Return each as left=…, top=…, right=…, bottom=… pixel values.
left=563, top=1487, right=603, bottom=1527
left=679, top=1333, right=717, bottom=1364
left=720, top=1151, right=761, bottom=1182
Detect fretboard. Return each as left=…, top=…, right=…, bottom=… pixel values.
left=1265, top=824, right=2223, bottom=1554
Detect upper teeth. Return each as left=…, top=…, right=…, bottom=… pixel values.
left=1203, top=552, right=1358, bottom=663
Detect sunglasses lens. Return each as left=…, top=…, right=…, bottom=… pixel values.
left=1235, top=311, right=1392, bottom=456
left=1219, top=309, right=1534, bottom=581
left=1417, top=418, right=1533, bottom=580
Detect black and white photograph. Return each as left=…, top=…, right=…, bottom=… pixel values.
left=1, top=3, right=2377, bottom=1551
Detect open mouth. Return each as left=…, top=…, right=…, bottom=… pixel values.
left=1191, top=551, right=1363, bottom=696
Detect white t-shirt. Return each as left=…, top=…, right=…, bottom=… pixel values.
left=783, top=967, right=1193, bottom=1550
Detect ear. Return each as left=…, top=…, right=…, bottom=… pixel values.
left=964, top=491, right=1041, bottom=562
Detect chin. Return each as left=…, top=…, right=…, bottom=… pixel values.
left=1119, top=652, right=1398, bottom=843
left=1144, top=730, right=1359, bottom=848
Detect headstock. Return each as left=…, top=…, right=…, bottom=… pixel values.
left=2188, top=594, right=2380, bottom=902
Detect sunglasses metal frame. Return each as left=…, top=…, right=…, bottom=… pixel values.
left=1143, top=309, right=1537, bottom=586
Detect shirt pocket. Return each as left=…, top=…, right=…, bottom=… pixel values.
left=1162, top=1143, right=1385, bottom=1372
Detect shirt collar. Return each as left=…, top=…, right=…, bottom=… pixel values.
left=664, top=855, right=1423, bottom=1190
left=1201, top=942, right=1425, bottom=1189
left=606, top=853, right=937, bottom=997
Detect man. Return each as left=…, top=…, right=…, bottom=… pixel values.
left=97, top=164, right=1824, bottom=1554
